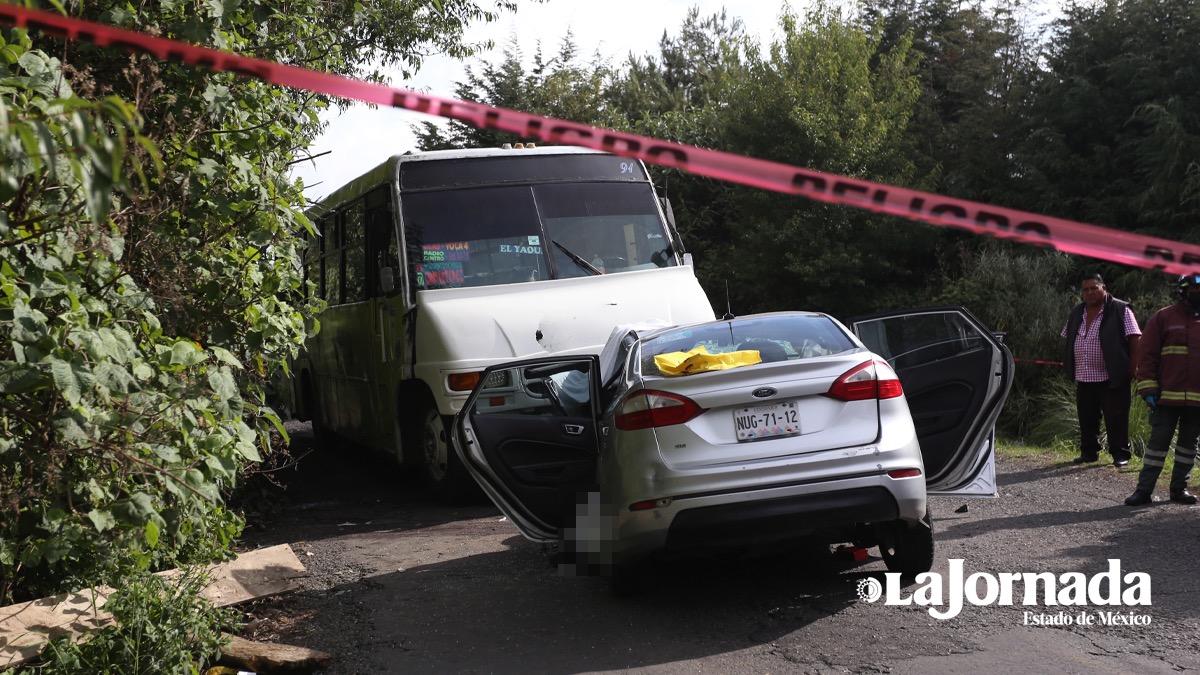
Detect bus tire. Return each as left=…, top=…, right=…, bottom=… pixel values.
left=303, top=375, right=336, bottom=447
left=412, top=402, right=478, bottom=504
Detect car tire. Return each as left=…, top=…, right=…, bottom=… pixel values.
left=410, top=400, right=479, bottom=504
left=880, top=508, right=934, bottom=577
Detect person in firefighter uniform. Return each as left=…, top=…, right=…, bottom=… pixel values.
left=1126, top=274, right=1200, bottom=506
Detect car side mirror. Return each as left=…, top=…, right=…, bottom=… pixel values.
left=379, top=266, right=395, bottom=293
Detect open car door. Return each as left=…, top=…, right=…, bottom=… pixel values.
left=450, top=355, right=601, bottom=543
left=849, top=307, right=1013, bottom=496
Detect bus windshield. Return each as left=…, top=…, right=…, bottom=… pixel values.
left=403, top=182, right=677, bottom=290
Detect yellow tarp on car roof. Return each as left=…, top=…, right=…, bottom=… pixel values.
left=654, top=345, right=762, bottom=376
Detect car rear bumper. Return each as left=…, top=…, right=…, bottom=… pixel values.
left=663, top=486, right=899, bottom=551
left=610, top=471, right=927, bottom=564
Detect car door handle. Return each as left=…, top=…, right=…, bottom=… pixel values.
left=563, top=424, right=585, bottom=436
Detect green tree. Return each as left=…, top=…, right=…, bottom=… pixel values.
left=1015, top=0, right=1200, bottom=238
left=663, top=3, right=930, bottom=316
left=607, top=7, right=755, bottom=123
left=859, top=0, right=1042, bottom=206
left=1, top=0, right=514, bottom=668
left=415, top=30, right=613, bottom=150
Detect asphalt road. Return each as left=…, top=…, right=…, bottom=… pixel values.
left=238, top=424, right=1200, bottom=674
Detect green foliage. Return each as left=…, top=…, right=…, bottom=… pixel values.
left=607, top=7, right=755, bottom=121
left=937, top=243, right=1076, bottom=362
left=933, top=243, right=1077, bottom=436
left=415, top=30, right=615, bottom=150
left=1026, top=375, right=1152, bottom=460
left=2, top=0, right=517, bottom=669
left=861, top=0, right=1043, bottom=205
left=37, top=569, right=236, bottom=675
left=0, top=29, right=249, bottom=606
left=675, top=2, right=933, bottom=316
left=1014, top=0, right=1200, bottom=237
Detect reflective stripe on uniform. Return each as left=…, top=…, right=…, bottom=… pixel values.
left=1175, top=447, right=1197, bottom=467
left=1155, top=390, right=1200, bottom=403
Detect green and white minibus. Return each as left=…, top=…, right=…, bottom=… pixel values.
left=292, top=145, right=715, bottom=501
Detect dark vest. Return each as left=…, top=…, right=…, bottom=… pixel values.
left=1064, top=295, right=1132, bottom=385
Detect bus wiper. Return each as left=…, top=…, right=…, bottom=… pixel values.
left=552, top=240, right=604, bottom=276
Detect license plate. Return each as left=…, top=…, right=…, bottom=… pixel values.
left=734, top=401, right=800, bottom=441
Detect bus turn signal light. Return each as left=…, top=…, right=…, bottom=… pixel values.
left=448, top=371, right=481, bottom=392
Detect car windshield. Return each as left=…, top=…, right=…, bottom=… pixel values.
left=638, top=314, right=859, bottom=377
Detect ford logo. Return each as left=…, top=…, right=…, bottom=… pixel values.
left=752, top=387, right=777, bottom=399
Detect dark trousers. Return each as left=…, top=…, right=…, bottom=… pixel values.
left=1136, top=406, right=1200, bottom=494
left=1076, top=380, right=1132, bottom=461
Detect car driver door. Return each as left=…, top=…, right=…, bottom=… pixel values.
left=451, top=356, right=602, bottom=542
left=850, top=307, right=1013, bottom=496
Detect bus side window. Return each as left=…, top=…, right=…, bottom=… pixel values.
left=344, top=200, right=367, bottom=304
left=303, top=225, right=321, bottom=300
left=367, top=195, right=399, bottom=297
left=362, top=187, right=400, bottom=295
left=318, top=215, right=342, bottom=304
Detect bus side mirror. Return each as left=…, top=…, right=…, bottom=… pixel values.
left=660, top=197, right=676, bottom=228
left=660, top=196, right=688, bottom=255
left=380, top=266, right=395, bottom=293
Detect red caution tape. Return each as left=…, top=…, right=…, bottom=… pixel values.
left=1014, top=359, right=1065, bottom=366
left=5, top=5, right=1200, bottom=276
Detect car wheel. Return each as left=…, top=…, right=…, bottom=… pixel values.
left=880, top=508, right=934, bottom=577
left=411, top=401, right=478, bottom=504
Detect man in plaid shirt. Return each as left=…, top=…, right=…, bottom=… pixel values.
left=1061, top=273, right=1141, bottom=467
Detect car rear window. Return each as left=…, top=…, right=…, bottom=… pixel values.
left=639, top=314, right=858, bottom=376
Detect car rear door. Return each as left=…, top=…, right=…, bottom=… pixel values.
left=450, top=355, right=602, bottom=543
left=849, top=307, right=1013, bottom=496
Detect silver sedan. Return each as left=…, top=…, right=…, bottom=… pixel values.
left=452, top=308, right=1012, bottom=586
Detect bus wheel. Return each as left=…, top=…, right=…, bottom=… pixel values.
left=415, top=404, right=478, bottom=504
left=304, top=377, right=335, bottom=446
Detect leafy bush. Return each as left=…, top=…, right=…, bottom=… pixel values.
left=36, top=569, right=236, bottom=675
left=3, top=0, right=512, bottom=669
left=934, top=242, right=1077, bottom=438
left=1, top=26, right=279, bottom=608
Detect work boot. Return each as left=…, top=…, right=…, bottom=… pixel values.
left=1169, top=488, right=1197, bottom=505
left=1124, top=490, right=1152, bottom=506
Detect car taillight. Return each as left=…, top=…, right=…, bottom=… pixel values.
left=824, top=360, right=904, bottom=401
left=615, top=390, right=706, bottom=430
